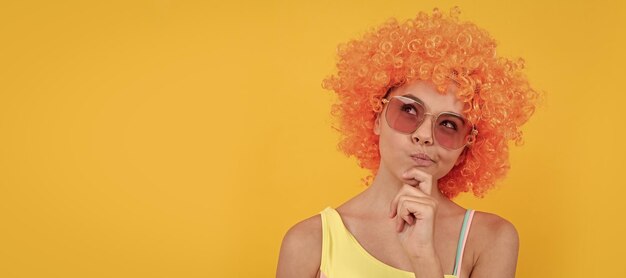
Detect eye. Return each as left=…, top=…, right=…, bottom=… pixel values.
left=440, top=120, right=458, bottom=130
left=400, top=104, right=418, bottom=115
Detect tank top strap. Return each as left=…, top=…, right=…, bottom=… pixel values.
left=452, top=209, right=476, bottom=277
left=319, top=206, right=349, bottom=276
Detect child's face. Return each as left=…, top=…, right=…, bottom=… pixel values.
left=375, top=80, right=468, bottom=181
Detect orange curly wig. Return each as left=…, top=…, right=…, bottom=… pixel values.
left=322, top=7, right=540, bottom=199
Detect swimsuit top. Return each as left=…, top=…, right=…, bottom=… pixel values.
left=319, top=207, right=475, bottom=278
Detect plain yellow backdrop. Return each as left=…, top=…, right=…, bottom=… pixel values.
left=1, top=0, right=625, bottom=277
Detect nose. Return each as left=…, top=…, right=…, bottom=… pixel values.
left=412, top=114, right=434, bottom=146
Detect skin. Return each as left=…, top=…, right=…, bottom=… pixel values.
left=276, top=80, right=520, bottom=278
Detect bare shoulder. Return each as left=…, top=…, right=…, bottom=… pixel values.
left=276, top=214, right=322, bottom=278
left=281, top=214, right=323, bottom=251
left=468, top=211, right=519, bottom=278
left=471, top=211, right=519, bottom=247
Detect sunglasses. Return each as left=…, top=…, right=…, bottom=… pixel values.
left=381, top=95, right=478, bottom=150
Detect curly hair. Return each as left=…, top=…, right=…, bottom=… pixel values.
left=322, top=7, right=540, bottom=199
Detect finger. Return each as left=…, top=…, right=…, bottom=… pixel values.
left=395, top=196, right=413, bottom=231
left=400, top=203, right=414, bottom=223
left=389, top=185, right=412, bottom=217
left=400, top=198, right=438, bottom=221
left=395, top=207, right=416, bottom=232
left=398, top=196, right=431, bottom=217
left=395, top=196, right=432, bottom=231
left=390, top=184, right=430, bottom=218
left=396, top=207, right=409, bottom=232
left=396, top=213, right=404, bottom=232
left=403, top=168, right=436, bottom=195
left=402, top=168, right=434, bottom=195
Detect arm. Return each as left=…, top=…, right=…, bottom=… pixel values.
left=276, top=215, right=322, bottom=278
left=408, top=248, right=444, bottom=278
left=469, top=217, right=519, bottom=278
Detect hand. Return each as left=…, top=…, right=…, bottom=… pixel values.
left=389, top=168, right=439, bottom=257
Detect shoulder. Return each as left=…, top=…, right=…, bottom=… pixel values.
left=276, top=214, right=323, bottom=278
left=467, top=211, right=519, bottom=277
left=282, top=214, right=323, bottom=251
left=471, top=211, right=519, bottom=248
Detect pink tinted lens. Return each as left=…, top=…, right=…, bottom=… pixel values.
left=385, top=97, right=425, bottom=133
left=434, top=114, right=472, bottom=149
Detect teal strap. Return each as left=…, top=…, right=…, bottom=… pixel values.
left=452, top=209, right=473, bottom=276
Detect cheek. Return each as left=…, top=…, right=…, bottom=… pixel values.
left=378, top=130, right=404, bottom=160
left=435, top=151, right=464, bottom=176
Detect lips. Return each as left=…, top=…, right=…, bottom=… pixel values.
left=410, top=153, right=434, bottom=166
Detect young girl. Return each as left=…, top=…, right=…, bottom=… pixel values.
left=277, top=7, right=539, bottom=278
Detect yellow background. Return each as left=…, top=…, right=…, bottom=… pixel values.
left=1, top=0, right=624, bottom=277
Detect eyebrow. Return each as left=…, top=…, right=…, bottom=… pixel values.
left=401, top=94, right=423, bottom=103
